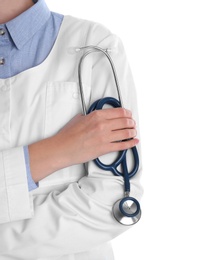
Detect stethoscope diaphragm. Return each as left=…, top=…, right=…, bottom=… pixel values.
left=113, top=197, right=141, bottom=226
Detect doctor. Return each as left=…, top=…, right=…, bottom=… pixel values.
left=0, top=0, right=143, bottom=259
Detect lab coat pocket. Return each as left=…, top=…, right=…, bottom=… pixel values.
left=44, top=81, right=91, bottom=138
left=40, top=81, right=91, bottom=187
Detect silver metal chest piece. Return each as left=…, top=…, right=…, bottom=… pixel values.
left=113, top=197, right=141, bottom=226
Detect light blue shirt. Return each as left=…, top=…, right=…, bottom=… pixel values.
left=0, top=0, right=64, bottom=191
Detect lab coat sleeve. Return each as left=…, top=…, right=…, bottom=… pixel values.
left=0, top=146, right=33, bottom=224
left=0, top=28, right=143, bottom=258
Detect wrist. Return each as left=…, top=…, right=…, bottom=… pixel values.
left=51, top=133, right=75, bottom=169
left=28, top=136, right=64, bottom=183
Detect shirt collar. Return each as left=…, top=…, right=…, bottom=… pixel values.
left=6, top=0, right=50, bottom=50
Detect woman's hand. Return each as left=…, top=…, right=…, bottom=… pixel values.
left=54, top=107, right=139, bottom=166
left=28, top=108, right=139, bottom=183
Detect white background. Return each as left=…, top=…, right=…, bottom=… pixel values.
left=46, top=1, right=209, bottom=259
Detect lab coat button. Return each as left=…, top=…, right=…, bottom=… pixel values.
left=0, top=58, right=5, bottom=65
left=0, top=28, right=5, bottom=35
left=0, top=85, right=9, bottom=92
left=73, top=92, right=79, bottom=99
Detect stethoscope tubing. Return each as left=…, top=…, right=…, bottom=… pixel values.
left=77, top=45, right=141, bottom=225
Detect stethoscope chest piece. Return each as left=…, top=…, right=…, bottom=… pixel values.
left=113, top=197, right=141, bottom=226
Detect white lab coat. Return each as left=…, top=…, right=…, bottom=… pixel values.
left=0, top=16, right=143, bottom=260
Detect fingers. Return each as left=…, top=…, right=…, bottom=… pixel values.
left=109, top=129, right=137, bottom=143
left=87, top=108, right=137, bottom=144
left=109, top=138, right=139, bottom=153
left=107, top=118, right=136, bottom=131
left=88, top=108, right=135, bottom=132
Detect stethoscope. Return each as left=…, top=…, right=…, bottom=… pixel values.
left=75, top=45, right=141, bottom=226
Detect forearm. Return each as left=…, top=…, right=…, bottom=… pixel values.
left=28, top=136, right=63, bottom=183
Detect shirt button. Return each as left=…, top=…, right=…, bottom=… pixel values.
left=0, top=28, right=5, bottom=36
left=0, top=58, right=5, bottom=65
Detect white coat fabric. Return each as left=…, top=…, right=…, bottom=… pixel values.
left=0, top=16, right=143, bottom=260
